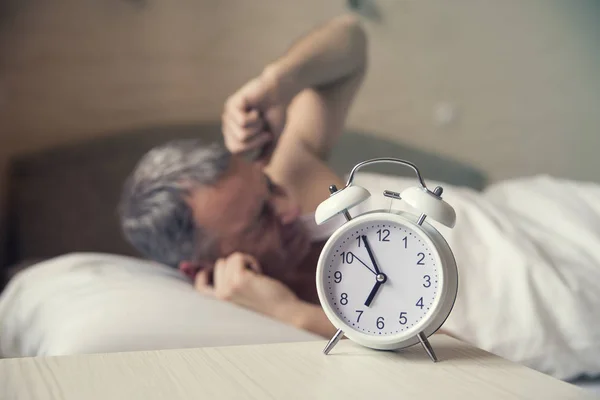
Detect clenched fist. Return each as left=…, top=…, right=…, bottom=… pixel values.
left=221, top=67, right=295, bottom=162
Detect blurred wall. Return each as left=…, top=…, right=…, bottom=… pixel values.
left=2, top=0, right=599, bottom=180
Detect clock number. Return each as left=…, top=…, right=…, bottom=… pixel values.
left=377, top=229, right=390, bottom=242
left=355, top=310, right=363, bottom=323
left=399, top=312, right=408, bottom=325
left=376, top=317, right=385, bottom=330
left=356, top=236, right=361, bottom=247
left=423, top=275, right=431, bottom=288
left=334, top=271, right=343, bottom=283
left=340, top=252, right=354, bottom=264
left=417, top=252, right=425, bottom=265
left=340, top=293, right=349, bottom=305
left=403, top=236, right=408, bottom=248
left=416, top=297, right=424, bottom=309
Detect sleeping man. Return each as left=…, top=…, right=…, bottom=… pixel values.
left=119, top=15, right=600, bottom=380
left=120, top=14, right=367, bottom=338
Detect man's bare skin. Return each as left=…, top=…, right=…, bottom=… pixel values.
left=179, top=15, right=367, bottom=337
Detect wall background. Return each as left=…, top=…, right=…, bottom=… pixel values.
left=2, top=0, right=599, bottom=181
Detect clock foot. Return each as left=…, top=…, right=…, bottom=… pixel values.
left=323, top=329, right=345, bottom=355
left=417, top=332, right=438, bottom=363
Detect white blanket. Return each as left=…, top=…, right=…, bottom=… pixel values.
left=350, top=172, right=600, bottom=380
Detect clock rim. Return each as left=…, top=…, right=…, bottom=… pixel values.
left=315, top=210, right=458, bottom=350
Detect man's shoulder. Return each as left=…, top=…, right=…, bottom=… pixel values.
left=266, top=137, right=343, bottom=213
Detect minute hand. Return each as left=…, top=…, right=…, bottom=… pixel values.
left=361, top=235, right=381, bottom=275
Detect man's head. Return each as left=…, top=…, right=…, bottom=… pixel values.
left=119, top=139, right=310, bottom=281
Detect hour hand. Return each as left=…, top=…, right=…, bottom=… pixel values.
left=364, top=273, right=387, bottom=307
left=364, top=282, right=382, bottom=307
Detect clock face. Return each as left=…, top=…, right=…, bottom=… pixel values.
left=322, top=217, right=441, bottom=337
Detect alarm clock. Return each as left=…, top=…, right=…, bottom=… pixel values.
left=314, top=158, right=458, bottom=362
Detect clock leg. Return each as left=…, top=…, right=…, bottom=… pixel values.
left=417, top=332, right=438, bottom=363
left=323, top=329, right=345, bottom=355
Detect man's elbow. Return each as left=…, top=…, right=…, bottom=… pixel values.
left=340, top=14, right=368, bottom=73
left=334, top=13, right=364, bottom=35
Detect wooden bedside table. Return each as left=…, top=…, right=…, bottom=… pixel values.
left=1, top=335, right=594, bottom=399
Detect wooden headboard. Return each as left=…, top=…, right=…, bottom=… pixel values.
left=2, top=124, right=486, bottom=268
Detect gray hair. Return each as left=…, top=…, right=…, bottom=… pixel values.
left=119, top=139, right=232, bottom=267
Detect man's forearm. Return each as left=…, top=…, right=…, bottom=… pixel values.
left=265, top=14, right=367, bottom=99
left=276, top=300, right=339, bottom=338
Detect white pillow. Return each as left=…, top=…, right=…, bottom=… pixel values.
left=0, top=253, right=320, bottom=358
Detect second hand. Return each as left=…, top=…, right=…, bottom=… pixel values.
left=350, top=252, right=376, bottom=275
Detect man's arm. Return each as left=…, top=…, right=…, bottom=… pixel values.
left=195, top=252, right=338, bottom=338
left=278, top=301, right=339, bottom=338
left=265, top=14, right=367, bottom=160
left=263, top=15, right=367, bottom=196
left=222, top=15, right=367, bottom=210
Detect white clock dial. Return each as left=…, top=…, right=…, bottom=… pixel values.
left=323, top=218, right=440, bottom=336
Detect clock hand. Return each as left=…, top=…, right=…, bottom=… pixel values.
left=349, top=252, right=376, bottom=275
left=364, top=274, right=387, bottom=307
left=361, top=235, right=388, bottom=307
left=364, top=281, right=381, bottom=307
left=361, top=235, right=382, bottom=275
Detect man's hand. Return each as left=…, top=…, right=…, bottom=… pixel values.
left=195, top=252, right=299, bottom=320
left=222, top=70, right=295, bottom=163
left=195, top=252, right=339, bottom=338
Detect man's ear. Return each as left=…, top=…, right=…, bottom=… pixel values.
left=178, top=260, right=211, bottom=281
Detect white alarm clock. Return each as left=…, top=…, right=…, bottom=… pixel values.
left=314, top=158, right=458, bottom=361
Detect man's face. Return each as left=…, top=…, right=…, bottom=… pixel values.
left=188, top=155, right=311, bottom=281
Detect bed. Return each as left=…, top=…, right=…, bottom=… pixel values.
left=2, top=124, right=599, bottom=393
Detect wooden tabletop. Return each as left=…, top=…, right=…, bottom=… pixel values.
left=1, top=335, right=593, bottom=400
